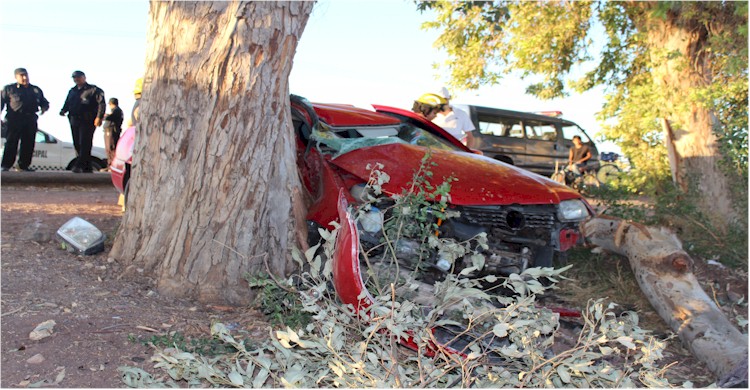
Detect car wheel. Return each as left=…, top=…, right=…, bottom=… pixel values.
left=91, top=159, right=105, bottom=171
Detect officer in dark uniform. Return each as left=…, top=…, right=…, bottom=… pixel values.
left=60, top=70, right=106, bottom=173
left=1, top=68, right=50, bottom=172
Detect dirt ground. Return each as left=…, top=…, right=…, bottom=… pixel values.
left=1, top=183, right=269, bottom=388
left=0, top=183, right=746, bottom=387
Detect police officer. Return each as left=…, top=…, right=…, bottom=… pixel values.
left=102, top=97, right=123, bottom=171
left=60, top=70, right=105, bottom=173
left=1, top=68, right=50, bottom=172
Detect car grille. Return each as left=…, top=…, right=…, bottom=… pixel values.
left=453, top=205, right=557, bottom=232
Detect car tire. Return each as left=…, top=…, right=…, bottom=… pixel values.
left=91, top=159, right=105, bottom=171
left=66, top=158, right=106, bottom=171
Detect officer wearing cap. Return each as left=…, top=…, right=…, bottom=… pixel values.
left=1, top=68, right=50, bottom=172
left=60, top=70, right=106, bottom=173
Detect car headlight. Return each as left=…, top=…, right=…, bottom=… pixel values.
left=557, top=199, right=589, bottom=222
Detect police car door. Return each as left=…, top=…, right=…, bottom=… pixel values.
left=31, top=130, right=63, bottom=170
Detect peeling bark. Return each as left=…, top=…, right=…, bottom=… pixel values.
left=646, top=14, right=738, bottom=232
left=583, top=216, right=748, bottom=383
left=110, top=1, right=314, bottom=305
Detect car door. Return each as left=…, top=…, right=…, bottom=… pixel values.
left=470, top=111, right=527, bottom=166
left=30, top=130, right=64, bottom=170
left=520, top=119, right=560, bottom=175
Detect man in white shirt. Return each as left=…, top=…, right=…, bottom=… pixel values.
left=431, top=87, right=475, bottom=145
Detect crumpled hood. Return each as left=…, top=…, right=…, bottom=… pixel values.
left=330, top=143, right=581, bottom=205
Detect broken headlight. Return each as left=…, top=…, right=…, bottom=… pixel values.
left=557, top=199, right=589, bottom=222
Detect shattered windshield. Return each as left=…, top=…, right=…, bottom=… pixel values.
left=311, top=123, right=460, bottom=157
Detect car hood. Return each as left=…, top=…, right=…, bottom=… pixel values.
left=330, top=143, right=581, bottom=205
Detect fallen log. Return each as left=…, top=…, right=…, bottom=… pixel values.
left=583, top=216, right=748, bottom=385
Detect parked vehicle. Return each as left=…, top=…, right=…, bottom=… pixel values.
left=0, top=129, right=107, bottom=171
left=455, top=105, right=600, bottom=177
left=292, top=96, right=594, bottom=277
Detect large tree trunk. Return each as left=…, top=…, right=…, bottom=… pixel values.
left=110, top=1, right=314, bottom=305
left=645, top=9, right=738, bottom=232
left=583, top=217, right=748, bottom=384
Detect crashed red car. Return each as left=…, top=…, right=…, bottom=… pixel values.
left=291, top=95, right=593, bottom=282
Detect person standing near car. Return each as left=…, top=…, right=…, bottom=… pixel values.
left=412, top=93, right=447, bottom=121
left=127, top=77, right=142, bottom=127
left=568, top=135, right=592, bottom=174
left=101, top=97, right=123, bottom=171
left=1, top=68, right=49, bottom=172
left=432, top=87, right=475, bottom=145
left=60, top=70, right=106, bottom=173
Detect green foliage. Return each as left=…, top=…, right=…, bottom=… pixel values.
left=245, top=273, right=312, bottom=330
left=593, top=180, right=748, bottom=267
left=119, top=161, right=680, bottom=388
left=419, top=0, right=748, bottom=226
left=128, top=331, right=238, bottom=357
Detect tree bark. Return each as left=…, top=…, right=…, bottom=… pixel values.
left=583, top=216, right=748, bottom=382
left=110, top=1, right=314, bottom=305
left=645, top=10, right=738, bottom=232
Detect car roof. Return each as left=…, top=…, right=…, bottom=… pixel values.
left=461, top=104, right=578, bottom=126
left=311, top=103, right=401, bottom=127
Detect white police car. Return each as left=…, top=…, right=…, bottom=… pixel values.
left=0, top=129, right=108, bottom=171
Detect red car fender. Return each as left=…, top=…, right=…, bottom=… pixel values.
left=331, top=190, right=470, bottom=358
left=332, top=189, right=375, bottom=312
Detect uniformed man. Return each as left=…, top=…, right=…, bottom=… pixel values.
left=1, top=68, right=50, bottom=172
left=60, top=70, right=106, bottom=173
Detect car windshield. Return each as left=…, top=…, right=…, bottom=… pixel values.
left=310, top=122, right=460, bottom=157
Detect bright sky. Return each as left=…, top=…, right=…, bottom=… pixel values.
left=0, top=0, right=616, bottom=152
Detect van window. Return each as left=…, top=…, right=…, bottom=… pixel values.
left=562, top=125, right=591, bottom=142
left=478, top=116, right=524, bottom=138
left=524, top=122, right=557, bottom=141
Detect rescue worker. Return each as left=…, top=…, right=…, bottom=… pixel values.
left=432, top=87, right=475, bottom=145
left=1, top=68, right=49, bottom=172
left=128, top=77, right=142, bottom=127
left=60, top=70, right=106, bottom=173
left=411, top=93, right=447, bottom=121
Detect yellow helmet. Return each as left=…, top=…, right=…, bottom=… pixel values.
left=415, top=93, right=447, bottom=108
left=133, top=78, right=143, bottom=95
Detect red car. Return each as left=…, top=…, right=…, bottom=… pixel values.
left=113, top=96, right=593, bottom=275
left=290, top=95, right=592, bottom=277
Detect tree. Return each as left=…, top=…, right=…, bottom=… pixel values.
left=110, top=1, right=314, bottom=305
left=419, top=1, right=748, bottom=232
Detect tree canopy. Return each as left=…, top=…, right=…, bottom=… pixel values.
left=419, top=0, right=748, bottom=231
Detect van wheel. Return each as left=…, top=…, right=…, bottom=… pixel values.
left=494, top=155, right=514, bottom=165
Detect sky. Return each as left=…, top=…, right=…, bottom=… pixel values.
left=0, top=0, right=616, bottom=152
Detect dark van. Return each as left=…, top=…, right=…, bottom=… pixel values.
left=456, top=105, right=600, bottom=177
